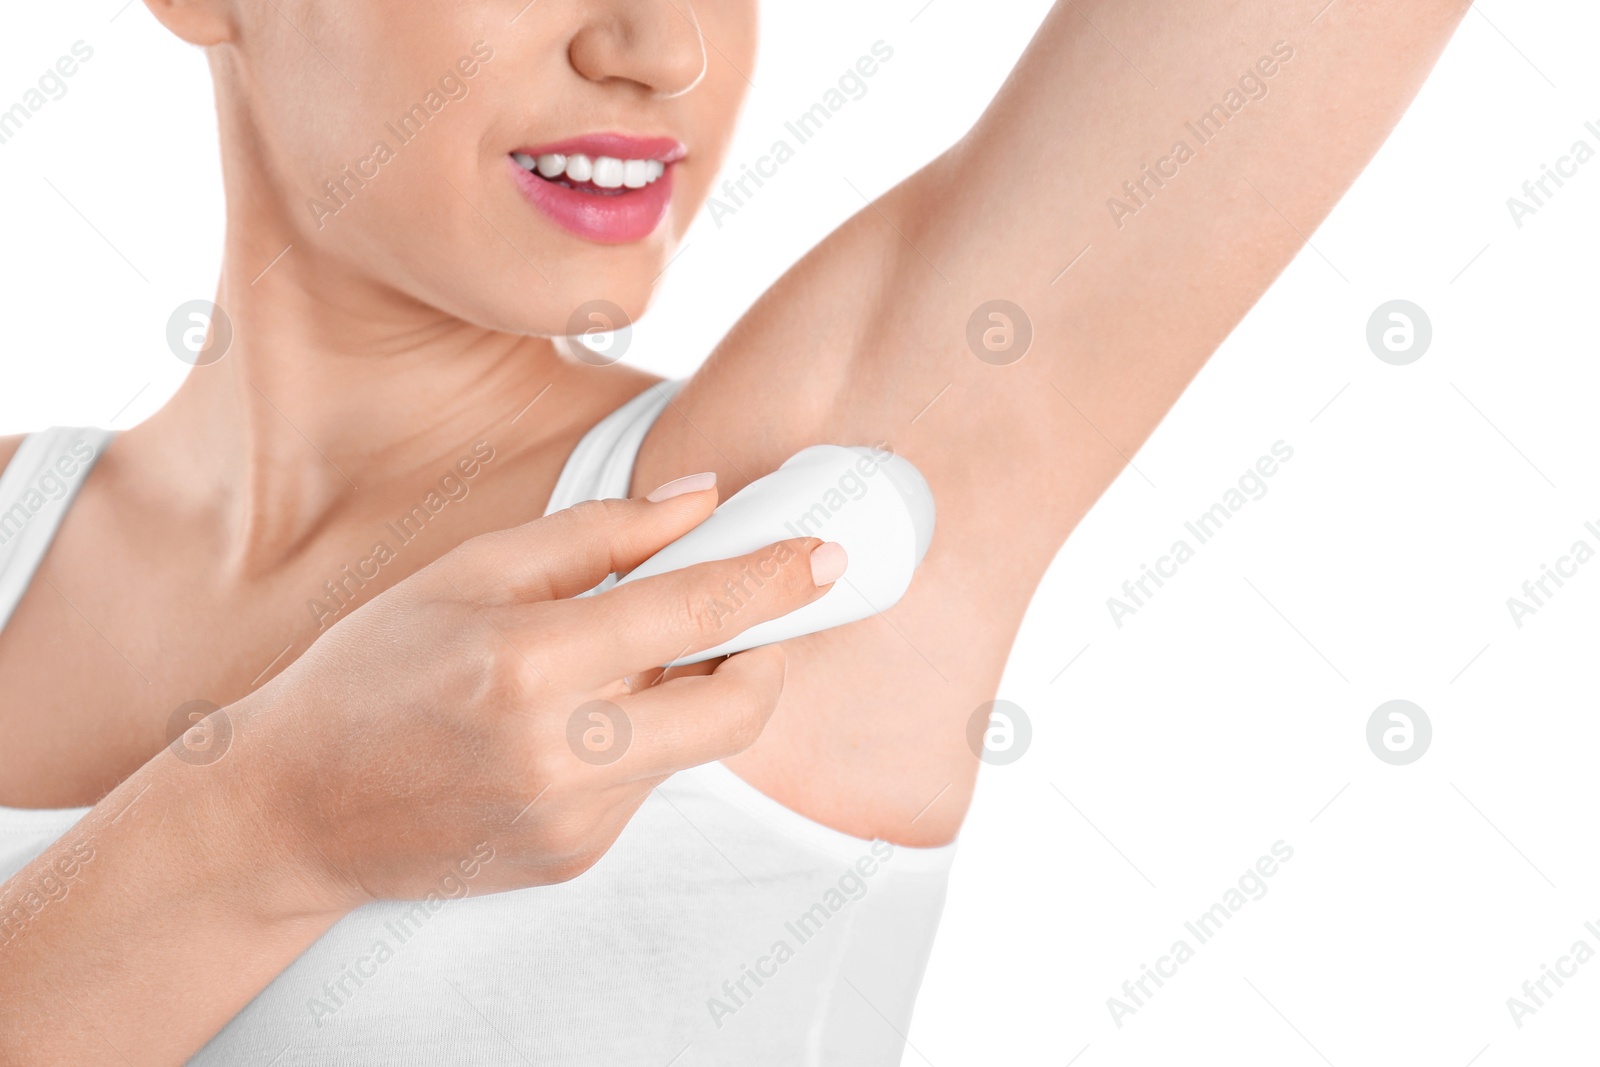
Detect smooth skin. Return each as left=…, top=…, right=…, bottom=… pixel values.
left=0, top=0, right=1472, bottom=1062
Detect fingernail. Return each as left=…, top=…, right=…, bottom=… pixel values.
left=809, top=542, right=848, bottom=586
left=646, top=471, right=716, bottom=502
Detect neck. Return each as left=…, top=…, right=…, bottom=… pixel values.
left=133, top=224, right=579, bottom=575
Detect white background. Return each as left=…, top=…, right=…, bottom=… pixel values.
left=3, top=2, right=1598, bottom=1064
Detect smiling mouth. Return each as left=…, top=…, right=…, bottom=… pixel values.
left=511, top=151, right=668, bottom=196
left=507, top=137, right=682, bottom=244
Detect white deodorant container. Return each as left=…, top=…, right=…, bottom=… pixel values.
left=612, top=444, right=935, bottom=666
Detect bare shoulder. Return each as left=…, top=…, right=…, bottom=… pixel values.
left=0, top=434, right=26, bottom=475
left=631, top=206, right=901, bottom=501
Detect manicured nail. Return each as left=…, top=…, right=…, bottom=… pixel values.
left=809, top=542, right=848, bottom=586
left=646, top=471, right=716, bottom=502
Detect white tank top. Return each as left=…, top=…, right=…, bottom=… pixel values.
left=0, top=382, right=956, bottom=1066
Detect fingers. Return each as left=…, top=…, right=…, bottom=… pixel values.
left=532, top=536, right=841, bottom=687
left=623, top=656, right=720, bottom=694
left=444, top=479, right=719, bottom=604
left=606, top=643, right=788, bottom=780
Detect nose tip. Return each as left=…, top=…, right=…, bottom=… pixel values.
left=653, top=40, right=707, bottom=99
left=569, top=3, right=708, bottom=98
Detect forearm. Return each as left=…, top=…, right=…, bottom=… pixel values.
left=0, top=716, right=352, bottom=1066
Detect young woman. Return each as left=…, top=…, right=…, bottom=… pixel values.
left=0, top=0, right=1470, bottom=1062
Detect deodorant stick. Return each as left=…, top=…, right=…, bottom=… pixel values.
left=613, top=444, right=935, bottom=666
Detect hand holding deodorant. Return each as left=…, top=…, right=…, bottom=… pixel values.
left=614, top=445, right=935, bottom=666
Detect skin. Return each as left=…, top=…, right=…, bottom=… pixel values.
left=0, top=0, right=1472, bottom=1061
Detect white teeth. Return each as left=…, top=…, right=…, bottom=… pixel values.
left=564, top=154, right=593, bottom=182
left=520, top=150, right=670, bottom=188
left=591, top=156, right=625, bottom=189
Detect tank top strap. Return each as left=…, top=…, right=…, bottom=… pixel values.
left=0, top=427, right=115, bottom=633
left=541, top=378, right=685, bottom=597
left=543, top=378, right=685, bottom=514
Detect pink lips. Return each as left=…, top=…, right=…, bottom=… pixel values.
left=508, top=133, right=686, bottom=245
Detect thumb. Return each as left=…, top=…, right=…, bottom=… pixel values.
left=441, top=474, right=719, bottom=604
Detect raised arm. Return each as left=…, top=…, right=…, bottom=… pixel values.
left=632, top=0, right=1473, bottom=843
left=652, top=0, right=1472, bottom=542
